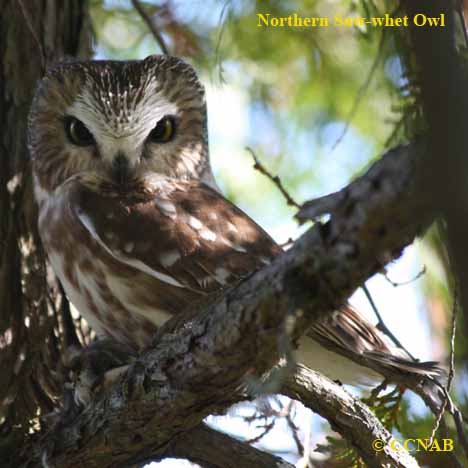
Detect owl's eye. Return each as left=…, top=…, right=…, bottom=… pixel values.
left=148, top=116, right=176, bottom=143
left=65, top=117, right=95, bottom=146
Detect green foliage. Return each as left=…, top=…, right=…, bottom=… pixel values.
left=363, top=386, right=403, bottom=430
left=316, top=435, right=366, bottom=468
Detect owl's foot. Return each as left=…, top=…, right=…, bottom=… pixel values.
left=67, top=338, right=137, bottom=407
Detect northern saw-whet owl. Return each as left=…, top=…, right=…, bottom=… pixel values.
left=28, top=55, right=443, bottom=403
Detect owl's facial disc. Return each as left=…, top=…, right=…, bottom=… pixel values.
left=29, top=56, right=218, bottom=192
left=65, top=85, right=184, bottom=185
left=64, top=104, right=181, bottom=186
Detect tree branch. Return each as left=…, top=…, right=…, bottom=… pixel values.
left=130, top=0, right=169, bottom=55
left=282, top=365, right=419, bottom=468
left=247, top=147, right=300, bottom=209
left=165, top=423, right=295, bottom=468
left=22, top=141, right=434, bottom=468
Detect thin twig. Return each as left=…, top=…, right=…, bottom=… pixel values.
left=247, top=147, right=300, bottom=209
left=437, top=389, right=468, bottom=462
left=330, top=27, right=387, bottom=151
left=17, top=0, right=46, bottom=73
left=244, top=420, right=275, bottom=445
left=429, top=289, right=458, bottom=445
left=428, top=392, right=447, bottom=447
left=214, top=0, right=230, bottom=84
left=243, top=400, right=280, bottom=445
left=438, top=293, right=468, bottom=463
left=447, top=288, right=458, bottom=392
left=284, top=401, right=304, bottom=456
left=362, top=283, right=416, bottom=360
left=383, top=266, right=426, bottom=287
left=367, top=379, right=389, bottom=407
left=131, top=0, right=169, bottom=55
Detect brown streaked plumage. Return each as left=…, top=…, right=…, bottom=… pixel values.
left=37, top=171, right=279, bottom=348
left=28, top=55, right=444, bottom=404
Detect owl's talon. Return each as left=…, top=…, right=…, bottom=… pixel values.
left=68, top=339, right=137, bottom=406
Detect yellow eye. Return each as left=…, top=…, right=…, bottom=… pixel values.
left=148, top=116, right=176, bottom=143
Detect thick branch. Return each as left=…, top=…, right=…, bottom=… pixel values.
left=165, top=423, right=294, bottom=468
left=282, top=366, right=418, bottom=468
left=25, top=141, right=433, bottom=468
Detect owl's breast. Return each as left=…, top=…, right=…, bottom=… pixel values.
left=37, top=192, right=184, bottom=349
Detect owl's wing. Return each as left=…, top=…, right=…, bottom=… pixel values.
left=306, top=305, right=444, bottom=378
left=70, top=178, right=281, bottom=295
left=69, top=176, right=445, bottom=400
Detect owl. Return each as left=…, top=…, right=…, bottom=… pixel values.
left=28, top=55, right=443, bottom=404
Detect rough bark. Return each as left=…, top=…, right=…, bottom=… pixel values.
left=282, top=366, right=419, bottom=468
left=17, top=142, right=431, bottom=468
left=0, top=0, right=92, bottom=463
left=166, top=423, right=295, bottom=468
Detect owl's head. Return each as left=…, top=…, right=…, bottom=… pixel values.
left=28, top=55, right=215, bottom=193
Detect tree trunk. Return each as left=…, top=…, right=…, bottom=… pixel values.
left=0, top=1, right=91, bottom=464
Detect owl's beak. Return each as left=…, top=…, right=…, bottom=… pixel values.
left=112, top=152, right=131, bottom=185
